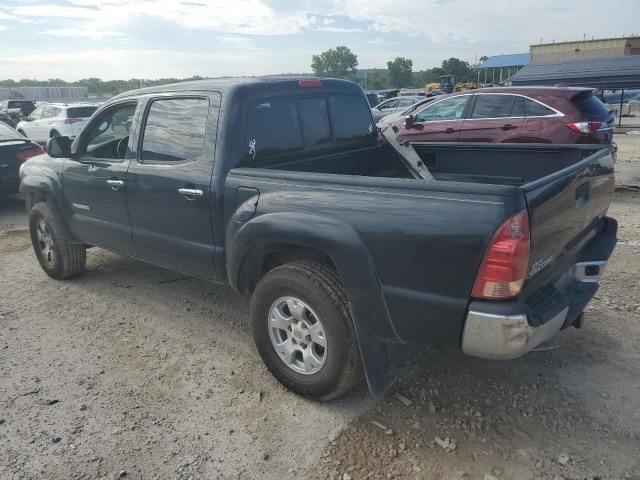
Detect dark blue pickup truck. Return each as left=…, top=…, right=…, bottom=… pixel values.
left=19, top=77, right=617, bottom=400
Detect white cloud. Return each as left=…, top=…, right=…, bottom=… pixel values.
left=41, top=28, right=123, bottom=39
left=0, top=11, right=16, bottom=20
left=220, top=36, right=254, bottom=48
left=367, top=37, right=383, bottom=45
left=315, top=26, right=362, bottom=33
left=0, top=25, right=7, bottom=31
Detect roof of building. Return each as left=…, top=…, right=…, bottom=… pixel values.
left=511, top=55, right=640, bottom=89
left=532, top=36, right=640, bottom=48
left=479, top=53, right=530, bottom=69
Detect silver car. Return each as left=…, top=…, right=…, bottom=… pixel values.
left=371, top=96, right=425, bottom=122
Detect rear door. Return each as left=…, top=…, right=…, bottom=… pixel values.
left=398, top=94, right=471, bottom=143
left=459, top=94, right=524, bottom=142
left=523, top=146, right=615, bottom=290
left=125, top=93, right=221, bottom=279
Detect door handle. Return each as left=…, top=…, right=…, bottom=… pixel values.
left=501, top=124, right=517, bottom=130
left=106, top=179, right=124, bottom=191
left=178, top=188, right=204, bottom=200
left=445, top=127, right=456, bottom=133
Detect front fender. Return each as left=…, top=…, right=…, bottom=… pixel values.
left=226, top=211, right=400, bottom=395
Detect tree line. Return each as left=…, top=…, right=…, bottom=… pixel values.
left=0, top=76, right=207, bottom=97
left=312, top=46, right=489, bottom=90
left=1, top=47, right=488, bottom=96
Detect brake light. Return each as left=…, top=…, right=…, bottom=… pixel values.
left=472, top=209, right=530, bottom=300
left=298, top=79, right=323, bottom=88
left=566, top=121, right=608, bottom=134
left=16, top=145, right=44, bottom=162
left=64, top=118, right=82, bottom=124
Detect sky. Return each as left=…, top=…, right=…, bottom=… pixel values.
left=1, top=0, right=639, bottom=81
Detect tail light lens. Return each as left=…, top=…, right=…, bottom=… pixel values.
left=472, top=209, right=530, bottom=300
left=16, top=145, right=44, bottom=162
left=64, top=118, right=82, bottom=124
left=566, top=121, right=608, bottom=134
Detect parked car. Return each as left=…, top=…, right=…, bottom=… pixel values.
left=0, top=122, right=43, bottom=196
left=0, top=100, right=37, bottom=122
left=365, top=91, right=380, bottom=107
left=0, top=112, right=18, bottom=129
left=377, top=96, right=438, bottom=125
left=20, top=77, right=616, bottom=400
left=371, top=96, right=425, bottom=121
left=17, top=103, right=99, bottom=143
left=393, top=87, right=614, bottom=145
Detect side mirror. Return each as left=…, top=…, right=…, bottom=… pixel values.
left=404, top=114, right=415, bottom=128
left=46, top=136, right=72, bottom=158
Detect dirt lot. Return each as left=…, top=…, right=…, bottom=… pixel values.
left=1, top=135, right=639, bottom=480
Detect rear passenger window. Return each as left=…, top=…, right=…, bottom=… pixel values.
left=243, top=97, right=302, bottom=162
left=141, top=98, right=209, bottom=162
left=330, top=95, right=374, bottom=144
left=470, top=95, right=515, bottom=118
left=512, top=96, right=526, bottom=117
left=298, top=98, right=331, bottom=146
left=524, top=98, right=556, bottom=117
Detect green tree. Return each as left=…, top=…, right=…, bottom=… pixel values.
left=311, top=46, right=358, bottom=79
left=441, top=57, right=472, bottom=78
left=366, top=71, right=388, bottom=90
left=386, top=57, right=413, bottom=88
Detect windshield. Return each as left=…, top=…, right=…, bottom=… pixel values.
left=0, top=121, right=21, bottom=140
left=8, top=101, right=36, bottom=109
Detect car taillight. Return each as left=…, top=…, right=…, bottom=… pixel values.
left=566, top=121, right=608, bottom=134
left=472, top=209, right=530, bottom=300
left=16, top=145, right=44, bottom=162
left=64, top=118, right=82, bottom=124
left=298, top=79, right=323, bottom=88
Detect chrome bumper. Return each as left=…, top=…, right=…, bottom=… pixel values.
left=461, top=308, right=568, bottom=360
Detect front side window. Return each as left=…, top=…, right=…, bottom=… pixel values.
left=141, top=98, right=209, bottom=163
left=415, top=95, right=470, bottom=122
left=29, top=106, right=45, bottom=120
left=85, top=103, right=137, bottom=159
left=470, top=95, right=515, bottom=119
left=378, top=99, right=398, bottom=110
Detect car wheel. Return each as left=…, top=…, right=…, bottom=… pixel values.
left=250, top=260, right=363, bottom=400
left=29, top=202, right=86, bottom=280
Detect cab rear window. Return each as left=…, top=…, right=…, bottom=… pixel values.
left=67, top=106, right=98, bottom=118
left=241, top=94, right=374, bottom=165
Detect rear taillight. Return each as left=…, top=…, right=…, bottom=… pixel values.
left=16, top=145, right=44, bottom=162
left=64, top=118, right=82, bottom=124
left=298, top=79, right=323, bottom=88
left=472, top=209, right=530, bottom=300
left=566, top=121, right=608, bottom=134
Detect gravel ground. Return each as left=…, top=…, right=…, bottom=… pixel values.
left=1, top=137, right=639, bottom=480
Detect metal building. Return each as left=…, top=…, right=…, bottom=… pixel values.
left=530, top=36, right=640, bottom=64
left=477, top=53, right=530, bottom=85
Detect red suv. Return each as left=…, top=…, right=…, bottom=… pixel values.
left=393, top=87, right=613, bottom=145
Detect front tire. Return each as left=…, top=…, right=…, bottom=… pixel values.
left=29, top=203, right=86, bottom=279
left=250, top=261, right=362, bottom=400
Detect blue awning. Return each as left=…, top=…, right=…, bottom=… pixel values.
left=479, top=53, right=530, bottom=69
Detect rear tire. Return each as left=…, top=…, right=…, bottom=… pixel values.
left=29, top=202, right=86, bottom=280
left=250, top=260, right=362, bottom=400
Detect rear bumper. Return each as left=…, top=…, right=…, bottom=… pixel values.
left=461, top=216, right=617, bottom=360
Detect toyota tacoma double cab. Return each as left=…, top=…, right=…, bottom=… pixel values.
left=20, top=77, right=617, bottom=400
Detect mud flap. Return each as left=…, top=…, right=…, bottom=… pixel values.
left=353, top=320, right=397, bottom=396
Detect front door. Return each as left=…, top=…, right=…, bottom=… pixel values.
left=125, top=94, right=219, bottom=280
left=63, top=101, right=139, bottom=255
left=398, top=94, right=472, bottom=143
left=22, top=105, right=46, bottom=142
